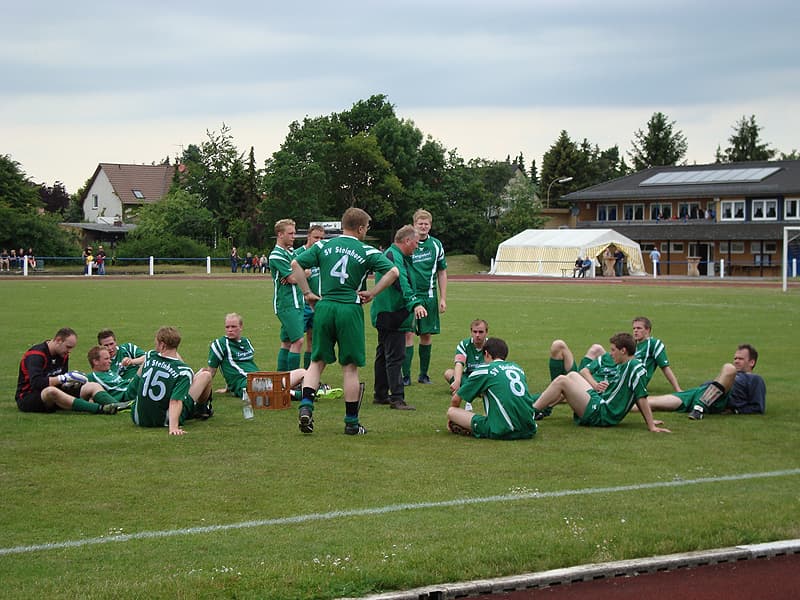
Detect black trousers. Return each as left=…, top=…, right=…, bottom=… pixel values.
left=374, top=328, right=406, bottom=403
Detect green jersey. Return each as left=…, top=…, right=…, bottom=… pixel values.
left=583, top=353, right=618, bottom=382
left=294, top=244, right=322, bottom=296
left=130, top=350, right=194, bottom=428
left=111, top=342, right=145, bottom=381
left=207, top=335, right=258, bottom=396
left=454, top=337, right=486, bottom=375
left=581, top=358, right=649, bottom=426
left=408, top=235, right=446, bottom=298
left=269, top=244, right=304, bottom=313
left=87, top=369, right=130, bottom=402
left=294, top=235, right=394, bottom=304
left=456, top=360, right=537, bottom=440
left=370, top=243, right=422, bottom=332
left=635, top=337, right=670, bottom=385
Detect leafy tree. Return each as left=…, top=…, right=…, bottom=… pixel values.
left=721, top=115, right=776, bottom=162
left=129, top=188, right=214, bottom=244
left=779, top=149, right=800, bottom=160
left=628, top=111, right=688, bottom=170
left=496, top=172, right=544, bottom=238
left=0, top=154, right=40, bottom=210
left=38, top=181, right=71, bottom=214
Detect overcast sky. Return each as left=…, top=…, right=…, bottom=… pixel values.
left=2, top=0, right=799, bottom=193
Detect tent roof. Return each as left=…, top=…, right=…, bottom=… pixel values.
left=498, top=228, right=639, bottom=250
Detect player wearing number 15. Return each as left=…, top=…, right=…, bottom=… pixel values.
left=447, top=338, right=538, bottom=440
left=130, top=326, right=213, bottom=436
left=291, top=208, right=399, bottom=435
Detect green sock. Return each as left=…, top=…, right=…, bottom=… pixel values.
left=303, top=351, right=311, bottom=369
left=287, top=352, right=301, bottom=371
left=403, top=346, right=414, bottom=378
left=277, top=348, right=289, bottom=371
left=94, top=391, right=116, bottom=405
left=72, top=397, right=100, bottom=413
left=549, top=358, right=566, bottom=381
left=419, top=344, right=432, bottom=377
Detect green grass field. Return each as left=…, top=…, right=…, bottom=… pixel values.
left=1, top=276, right=798, bottom=599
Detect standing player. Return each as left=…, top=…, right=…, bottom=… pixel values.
left=532, top=332, right=670, bottom=433
left=16, top=327, right=121, bottom=414
left=403, top=209, right=447, bottom=385
left=97, top=329, right=146, bottom=382
left=632, top=317, right=681, bottom=391
left=269, top=219, right=305, bottom=372
left=130, top=327, right=213, bottom=435
left=295, top=224, right=326, bottom=369
left=446, top=338, right=538, bottom=440
left=291, top=207, right=399, bottom=435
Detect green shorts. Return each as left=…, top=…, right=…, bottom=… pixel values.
left=303, top=304, right=314, bottom=332
left=670, top=385, right=729, bottom=413
left=576, top=390, right=619, bottom=427
left=311, top=301, right=366, bottom=366
left=414, top=297, right=441, bottom=335
left=470, top=414, right=536, bottom=440
left=278, top=307, right=305, bottom=343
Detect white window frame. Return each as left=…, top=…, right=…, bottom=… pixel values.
left=784, top=198, right=800, bottom=220
left=91, top=194, right=99, bottom=210
left=670, top=242, right=684, bottom=253
left=752, top=199, right=777, bottom=221
left=623, top=203, right=645, bottom=221
left=720, top=200, right=745, bottom=221
left=719, top=241, right=745, bottom=254
left=650, top=203, right=672, bottom=220
left=751, top=241, right=777, bottom=254
left=597, top=204, right=617, bottom=221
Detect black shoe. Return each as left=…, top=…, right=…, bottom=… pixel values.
left=373, top=397, right=391, bottom=405
left=299, top=406, right=314, bottom=433
left=344, top=423, right=367, bottom=435
left=534, top=406, right=552, bottom=421
left=402, top=376, right=411, bottom=386
left=447, top=420, right=472, bottom=436
left=417, top=375, right=433, bottom=384
left=688, top=405, right=704, bottom=420
left=195, top=400, right=214, bottom=420
left=390, top=399, right=416, bottom=411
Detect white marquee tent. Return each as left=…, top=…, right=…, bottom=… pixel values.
left=490, top=229, right=646, bottom=277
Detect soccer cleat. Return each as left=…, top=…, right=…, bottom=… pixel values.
left=344, top=423, right=368, bottom=435
left=98, top=403, right=119, bottom=415
left=112, top=400, right=133, bottom=413
left=534, top=406, right=552, bottom=421
left=417, top=375, right=433, bottom=384
left=195, top=400, right=214, bottom=420
left=390, top=399, right=415, bottom=411
left=317, top=383, right=331, bottom=394
left=317, top=386, right=344, bottom=401
left=298, top=406, right=314, bottom=433
left=402, top=375, right=411, bottom=386
left=447, top=420, right=472, bottom=436
left=688, top=405, right=704, bottom=420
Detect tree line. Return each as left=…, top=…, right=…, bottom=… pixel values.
left=1, top=94, right=795, bottom=263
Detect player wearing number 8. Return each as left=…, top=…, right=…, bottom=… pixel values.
left=447, top=338, right=538, bottom=440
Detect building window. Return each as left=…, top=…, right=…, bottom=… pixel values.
left=597, top=204, right=617, bottom=221
left=678, top=202, right=702, bottom=219
left=720, top=200, right=745, bottom=220
left=92, top=194, right=99, bottom=210
left=623, top=204, right=644, bottom=221
left=752, top=199, right=777, bottom=220
left=786, top=198, right=799, bottom=219
left=670, top=242, right=684, bottom=253
left=660, top=242, right=669, bottom=253
left=751, top=241, right=777, bottom=254
left=719, top=241, right=745, bottom=254
left=132, top=190, right=145, bottom=199
left=650, top=203, right=672, bottom=220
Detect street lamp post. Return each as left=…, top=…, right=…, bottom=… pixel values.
left=546, top=176, right=574, bottom=208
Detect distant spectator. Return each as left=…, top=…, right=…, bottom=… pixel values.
left=649, top=247, right=661, bottom=275
left=242, top=252, right=253, bottom=273
left=83, top=247, right=94, bottom=275
left=614, top=248, right=625, bottom=276
left=9, top=249, right=18, bottom=270
left=95, top=245, right=107, bottom=275
left=251, top=254, right=259, bottom=274
left=259, top=254, right=268, bottom=273
left=0, top=248, right=9, bottom=271
left=230, top=246, right=239, bottom=273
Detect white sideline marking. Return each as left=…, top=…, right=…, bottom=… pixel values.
left=2, top=468, right=798, bottom=557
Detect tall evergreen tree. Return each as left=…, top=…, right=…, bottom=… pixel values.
left=721, top=115, right=776, bottom=162
left=628, top=111, right=688, bottom=170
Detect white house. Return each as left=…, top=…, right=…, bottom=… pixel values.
left=81, top=163, right=175, bottom=223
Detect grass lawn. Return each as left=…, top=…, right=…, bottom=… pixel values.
left=0, top=277, right=798, bottom=599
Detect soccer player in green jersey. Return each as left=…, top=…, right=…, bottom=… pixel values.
left=97, top=329, right=145, bottom=381
left=632, top=316, right=682, bottom=391
left=295, top=224, right=326, bottom=369
left=291, top=207, right=399, bottom=435
left=447, top=338, right=537, bottom=440
left=83, top=345, right=135, bottom=407
left=533, top=333, right=671, bottom=432
left=444, top=319, right=489, bottom=393
left=269, top=219, right=305, bottom=372
left=130, top=327, right=213, bottom=436
left=403, top=209, right=447, bottom=385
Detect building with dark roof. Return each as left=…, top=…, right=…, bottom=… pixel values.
left=562, top=160, right=800, bottom=276
left=80, top=163, right=175, bottom=224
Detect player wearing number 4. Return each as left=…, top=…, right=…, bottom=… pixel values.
left=15, top=327, right=124, bottom=414
left=291, top=207, right=399, bottom=435
left=130, top=326, right=213, bottom=436
left=447, top=338, right=538, bottom=440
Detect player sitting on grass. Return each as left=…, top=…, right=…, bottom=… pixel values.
left=80, top=345, right=135, bottom=411
left=446, top=337, right=538, bottom=440
left=644, top=344, right=765, bottom=419
left=532, top=332, right=671, bottom=433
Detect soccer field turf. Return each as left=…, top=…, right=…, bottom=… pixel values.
left=1, top=277, right=798, bottom=599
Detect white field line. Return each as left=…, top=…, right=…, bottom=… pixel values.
left=2, top=468, right=798, bottom=557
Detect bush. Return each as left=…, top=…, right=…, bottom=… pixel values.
left=474, top=228, right=503, bottom=265
left=115, top=235, right=210, bottom=259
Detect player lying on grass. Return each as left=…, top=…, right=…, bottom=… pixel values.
left=446, top=337, right=538, bottom=440
left=532, top=332, right=671, bottom=433
left=642, top=344, right=765, bottom=419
